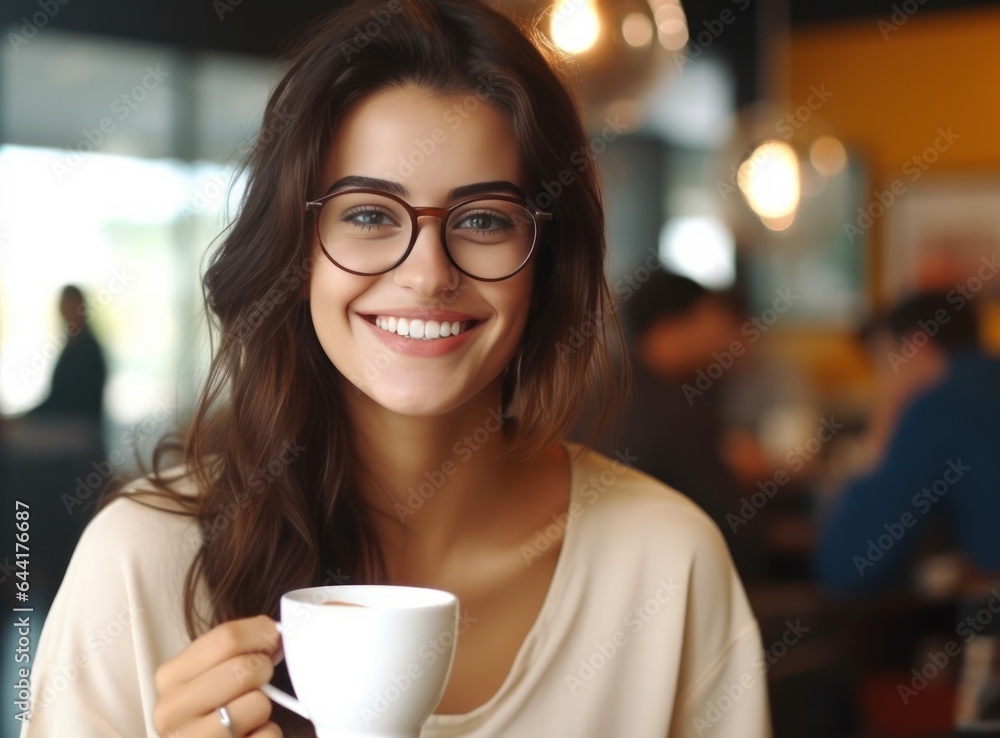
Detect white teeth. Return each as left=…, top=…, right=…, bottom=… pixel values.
left=373, top=316, right=466, bottom=340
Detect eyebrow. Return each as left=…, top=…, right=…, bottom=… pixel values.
left=322, top=175, right=527, bottom=200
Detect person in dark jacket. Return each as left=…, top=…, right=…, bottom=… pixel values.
left=30, top=285, right=107, bottom=420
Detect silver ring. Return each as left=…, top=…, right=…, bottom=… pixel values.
left=218, top=705, right=236, bottom=737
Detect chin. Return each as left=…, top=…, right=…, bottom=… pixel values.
left=360, top=383, right=468, bottom=418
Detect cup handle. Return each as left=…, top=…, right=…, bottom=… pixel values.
left=261, top=684, right=309, bottom=720
left=261, top=622, right=309, bottom=720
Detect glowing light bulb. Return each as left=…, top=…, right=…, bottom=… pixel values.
left=760, top=213, right=796, bottom=231
left=622, top=12, right=654, bottom=48
left=809, top=135, right=847, bottom=177
left=737, top=139, right=801, bottom=223
left=653, top=2, right=688, bottom=50
left=551, top=0, right=601, bottom=54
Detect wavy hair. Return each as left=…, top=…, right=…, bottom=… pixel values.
left=104, top=0, right=624, bottom=669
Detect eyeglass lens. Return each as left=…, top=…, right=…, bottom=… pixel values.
left=316, top=192, right=536, bottom=279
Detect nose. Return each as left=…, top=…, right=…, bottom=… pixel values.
left=392, top=215, right=460, bottom=296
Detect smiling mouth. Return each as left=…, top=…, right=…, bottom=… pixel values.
left=361, top=314, right=480, bottom=340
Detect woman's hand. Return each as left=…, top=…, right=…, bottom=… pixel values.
left=153, top=615, right=283, bottom=737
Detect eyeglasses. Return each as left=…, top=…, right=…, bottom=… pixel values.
left=305, top=188, right=552, bottom=282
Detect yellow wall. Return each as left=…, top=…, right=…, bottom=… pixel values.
left=786, top=7, right=1000, bottom=304
left=771, top=9, right=1000, bottom=392
left=788, top=9, right=1000, bottom=175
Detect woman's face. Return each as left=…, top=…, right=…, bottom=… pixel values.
left=309, top=84, right=536, bottom=417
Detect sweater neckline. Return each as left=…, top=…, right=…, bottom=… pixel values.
left=422, top=441, right=584, bottom=728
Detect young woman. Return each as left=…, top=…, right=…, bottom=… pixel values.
left=23, top=1, right=771, bottom=736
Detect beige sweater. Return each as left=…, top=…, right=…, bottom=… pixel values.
left=21, top=446, right=772, bottom=737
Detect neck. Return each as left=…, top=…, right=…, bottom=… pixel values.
left=344, top=378, right=511, bottom=570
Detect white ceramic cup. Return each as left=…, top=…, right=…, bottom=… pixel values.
left=261, top=584, right=460, bottom=738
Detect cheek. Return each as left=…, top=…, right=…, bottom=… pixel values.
left=491, top=271, right=535, bottom=346
left=308, top=260, right=365, bottom=341
left=309, top=263, right=342, bottom=318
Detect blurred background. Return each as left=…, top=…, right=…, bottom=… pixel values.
left=4, top=0, right=1000, bottom=735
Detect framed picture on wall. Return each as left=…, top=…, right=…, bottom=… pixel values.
left=883, top=175, right=1000, bottom=301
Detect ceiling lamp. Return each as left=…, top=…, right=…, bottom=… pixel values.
left=494, top=0, right=686, bottom=129
left=737, top=139, right=801, bottom=231
left=720, top=99, right=850, bottom=235
left=550, top=0, right=601, bottom=54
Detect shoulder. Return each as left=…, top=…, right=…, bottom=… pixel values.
left=890, top=365, right=980, bottom=446
left=78, top=465, right=204, bottom=571
left=52, top=465, right=208, bottom=635
left=561, top=444, right=762, bottom=694
left=914, top=353, right=1000, bottom=406
left=566, top=442, right=728, bottom=560
left=563, top=443, right=745, bottom=619
left=28, top=468, right=207, bottom=732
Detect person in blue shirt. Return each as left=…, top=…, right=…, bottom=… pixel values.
left=817, top=291, right=1000, bottom=594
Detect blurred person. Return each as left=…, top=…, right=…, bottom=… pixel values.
left=29, top=284, right=107, bottom=421
left=23, top=3, right=771, bottom=737
left=817, top=291, right=1000, bottom=734
left=6, top=285, right=107, bottom=608
left=595, top=269, right=774, bottom=583
left=816, top=291, right=1000, bottom=592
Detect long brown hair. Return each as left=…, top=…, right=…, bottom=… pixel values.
left=104, top=0, right=625, bottom=641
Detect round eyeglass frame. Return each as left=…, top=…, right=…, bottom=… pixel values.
left=305, top=187, right=553, bottom=283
